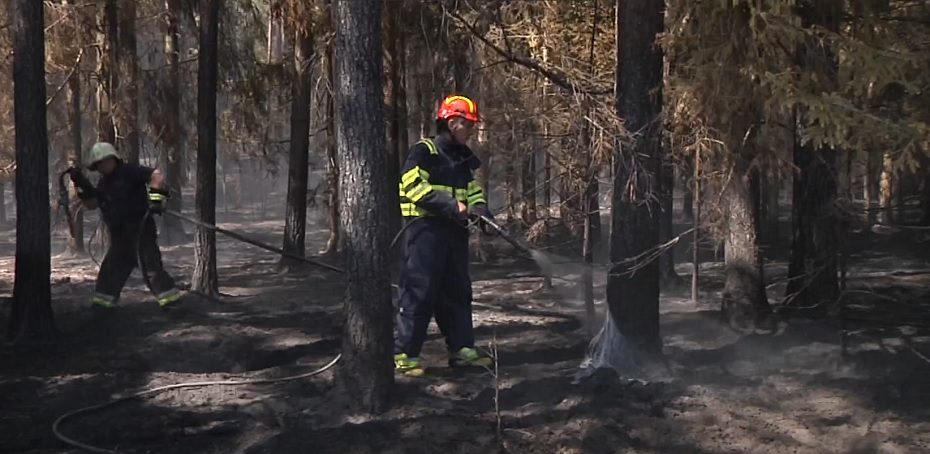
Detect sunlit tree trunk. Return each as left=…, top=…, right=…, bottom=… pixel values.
left=879, top=151, right=894, bottom=224
left=95, top=0, right=117, bottom=143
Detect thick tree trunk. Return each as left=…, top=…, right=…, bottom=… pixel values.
left=116, top=0, right=139, bottom=164
left=67, top=74, right=84, bottom=254
left=722, top=161, right=769, bottom=329
left=521, top=143, right=537, bottom=226
left=10, top=0, right=56, bottom=341
left=606, top=0, right=664, bottom=355
left=191, top=0, right=219, bottom=296
left=332, top=0, right=393, bottom=413
left=281, top=26, right=313, bottom=265
left=322, top=42, right=340, bottom=257
left=162, top=0, right=185, bottom=243
left=95, top=0, right=117, bottom=143
left=658, top=158, right=680, bottom=288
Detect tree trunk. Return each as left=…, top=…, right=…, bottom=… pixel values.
left=281, top=25, right=313, bottom=265
left=0, top=182, right=6, bottom=225
left=322, top=41, right=340, bottom=257
left=879, top=151, right=894, bottom=224
left=786, top=1, right=841, bottom=313
left=922, top=160, right=930, bottom=226
left=521, top=142, right=537, bottom=226
left=758, top=176, right=779, bottom=251
left=658, top=158, right=680, bottom=288
left=95, top=0, right=117, bottom=143
left=864, top=149, right=878, bottom=226
left=606, top=0, right=664, bottom=355
left=722, top=161, right=769, bottom=329
left=67, top=73, right=85, bottom=254
left=9, top=0, right=56, bottom=341
left=682, top=162, right=694, bottom=222
left=191, top=0, right=219, bottom=296
left=383, top=1, right=406, bottom=242
left=162, top=0, right=185, bottom=243
left=116, top=0, right=139, bottom=164
left=787, top=146, right=838, bottom=311
left=332, top=0, right=393, bottom=413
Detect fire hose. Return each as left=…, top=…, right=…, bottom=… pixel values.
left=53, top=175, right=523, bottom=452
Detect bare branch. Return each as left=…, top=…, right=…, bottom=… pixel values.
left=444, top=7, right=611, bottom=96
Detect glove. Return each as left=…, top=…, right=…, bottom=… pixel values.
left=67, top=168, right=97, bottom=199
left=148, top=187, right=169, bottom=215
left=467, top=203, right=497, bottom=235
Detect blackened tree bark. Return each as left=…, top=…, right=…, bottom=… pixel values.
left=116, top=0, right=140, bottom=164
left=607, top=0, right=664, bottom=354
left=658, top=157, right=680, bottom=288
left=922, top=161, right=930, bottom=225
left=281, top=24, right=314, bottom=265
left=191, top=0, right=219, bottom=296
left=96, top=0, right=117, bottom=143
left=332, top=0, right=394, bottom=413
left=786, top=1, right=841, bottom=311
left=9, top=0, right=56, bottom=341
left=161, top=0, right=185, bottom=243
left=384, top=0, right=408, bottom=172
left=722, top=158, right=769, bottom=328
left=67, top=73, right=85, bottom=254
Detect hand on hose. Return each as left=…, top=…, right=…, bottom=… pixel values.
left=454, top=201, right=468, bottom=222
left=468, top=203, right=497, bottom=235
left=67, top=168, right=96, bottom=200
left=148, top=188, right=169, bottom=215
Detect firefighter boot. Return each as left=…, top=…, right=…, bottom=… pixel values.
left=394, top=353, right=425, bottom=377
left=449, top=347, right=492, bottom=368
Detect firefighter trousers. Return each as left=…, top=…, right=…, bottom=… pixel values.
left=395, top=217, right=475, bottom=358
left=93, top=218, right=178, bottom=305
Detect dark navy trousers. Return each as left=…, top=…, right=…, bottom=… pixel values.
left=395, top=217, right=475, bottom=358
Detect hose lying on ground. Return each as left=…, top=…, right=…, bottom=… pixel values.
left=52, top=354, right=341, bottom=453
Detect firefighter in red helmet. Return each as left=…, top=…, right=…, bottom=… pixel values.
left=394, top=95, right=493, bottom=376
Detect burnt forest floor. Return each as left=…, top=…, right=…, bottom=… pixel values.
left=1, top=209, right=930, bottom=454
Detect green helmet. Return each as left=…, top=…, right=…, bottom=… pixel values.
left=87, top=142, right=120, bottom=170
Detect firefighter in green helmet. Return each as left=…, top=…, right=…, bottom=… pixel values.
left=67, top=142, right=182, bottom=309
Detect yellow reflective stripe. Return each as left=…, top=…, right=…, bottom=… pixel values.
left=467, top=194, right=486, bottom=205
left=418, top=138, right=438, bottom=155
left=401, top=166, right=426, bottom=187
left=149, top=193, right=166, bottom=202
left=400, top=203, right=427, bottom=217
left=406, top=182, right=433, bottom=202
